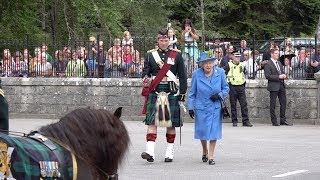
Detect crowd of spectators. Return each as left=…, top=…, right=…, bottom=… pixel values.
left=0, top=31, right=142, bottom=78
left=206, top=38, right=320, bottom=80
left=1, top=32, right=320, bottom=80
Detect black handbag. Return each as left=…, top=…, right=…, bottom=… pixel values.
left=220, top=100, right=230, bottom=118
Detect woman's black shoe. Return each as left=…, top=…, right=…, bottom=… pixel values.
left=202, top=155, right=208, bottom=162
left=208, top=159, right=215, bottom=165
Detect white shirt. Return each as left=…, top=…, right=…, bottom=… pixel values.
left=271, top=59, right=280, bottom=71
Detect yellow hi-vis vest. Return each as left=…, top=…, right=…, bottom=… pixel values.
left=226, top=62, right=245, bottom=85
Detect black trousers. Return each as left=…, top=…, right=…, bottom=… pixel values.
left=269, top=83, right=286, bottom=124
left=98, top=64, right=105, bottom=78
left=229, top=85, right=249, bottom=123
left=0, top=95, right=9, bottom=133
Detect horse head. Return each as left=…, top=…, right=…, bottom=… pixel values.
left=39, top=107, right=130, bottom=179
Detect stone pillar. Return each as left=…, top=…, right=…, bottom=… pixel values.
left=314, top=71, right=320, bottom=124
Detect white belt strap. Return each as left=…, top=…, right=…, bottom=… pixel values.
left=151, top=51, right=179, bottom=86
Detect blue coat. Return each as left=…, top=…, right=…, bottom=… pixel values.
left=188, top=67, right=229, bottom=140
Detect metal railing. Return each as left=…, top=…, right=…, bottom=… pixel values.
left=0, top=35, right=319, bottom=79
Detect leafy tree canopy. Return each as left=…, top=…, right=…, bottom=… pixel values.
left=1, top=0, right=320, bottom=44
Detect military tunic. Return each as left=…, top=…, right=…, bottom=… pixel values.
left=142, top=48, right=187, bottom=127
left=0, top=133, right=74, bottom=179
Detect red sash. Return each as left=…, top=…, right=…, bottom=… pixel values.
left=141, top=50, right=178, bottom=114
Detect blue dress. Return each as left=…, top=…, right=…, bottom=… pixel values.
left=188, top=66, right=229, bottom=140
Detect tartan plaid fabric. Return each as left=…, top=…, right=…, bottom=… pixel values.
left=144, top=84, right=183, bottom=127
left=0, top=133, right=73, bottom=180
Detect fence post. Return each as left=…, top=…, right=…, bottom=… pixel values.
left=314, top=71, right=320, bottom=124
left=252, top=34, right=256, bottom=79
left=26, top=34, right=30, bottom=77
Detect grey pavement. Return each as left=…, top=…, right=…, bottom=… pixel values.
left=9, top=119, right=320, bottom=180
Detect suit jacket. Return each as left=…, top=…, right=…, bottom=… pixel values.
left=0, top=89, right=8, bottom=131
left=264, top=60, right=285, bottom=91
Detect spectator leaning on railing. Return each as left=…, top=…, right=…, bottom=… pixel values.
left=97, top=41, right=107, bottom=78
left=65, top=49, right=87, bottom=77
left=310, top=47, right=320, bottom=72
left=53, top=50, right=67, bottom=77
left=14, top=51, right=28, bottom=77
left=87, top=36, right=98, bottom=77
left=107, top=38, right=122, bottom=76
left=31, top=52, right=52, bottom=77
left=1, top=49, right=15, bottom=77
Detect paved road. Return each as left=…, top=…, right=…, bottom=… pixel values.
left=9, top=119, right=320, bottom=180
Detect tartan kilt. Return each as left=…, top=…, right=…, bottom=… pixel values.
left=144, top=84, right=183, bottom=127
left=0, top=133, right=73, bottom=179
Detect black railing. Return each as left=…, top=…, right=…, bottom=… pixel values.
left=0, top=35, right=319, bottom=79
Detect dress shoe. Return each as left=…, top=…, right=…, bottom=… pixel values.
left=164, top=158, right=173, bottom=162
left=141, top=152, right=154, bottom=162
left=232, top=122, right=237, bottom=127
left=243, top=121, right=253, bottom=127
left=202, top=154, right=208, bottom=162
left=208, top=159, right=215, bottom=165
left=272, top=123, right=280, bottom=126
left=280, top=121, right=293, bottom=126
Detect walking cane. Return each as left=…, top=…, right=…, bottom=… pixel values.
left=179, top=101, right=187, bottom=145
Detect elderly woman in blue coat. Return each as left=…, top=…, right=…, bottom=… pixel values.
left=188, top=51, right=229, bottom=165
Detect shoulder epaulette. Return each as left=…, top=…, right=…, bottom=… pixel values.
left=147, top=48, right=158, bottom=53
left=171, top=48, right=181, bottom=53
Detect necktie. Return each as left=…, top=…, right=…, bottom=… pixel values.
left=275, top=61, right=281, bottom=72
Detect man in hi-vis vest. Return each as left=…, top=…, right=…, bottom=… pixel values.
left=223, top=52, right=253, bottom=127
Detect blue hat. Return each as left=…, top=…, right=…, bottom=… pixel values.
left=197, top=51, right=217, bottom=64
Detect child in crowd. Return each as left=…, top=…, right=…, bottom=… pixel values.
left=122, top=31, right=134, bottom=47
left=168, top=28, right=177, bottom=49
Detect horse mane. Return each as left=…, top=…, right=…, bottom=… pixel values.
left=39, top=107, right=130, bottom=179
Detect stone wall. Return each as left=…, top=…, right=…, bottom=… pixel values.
left=2, top=75, right=319, bottom=124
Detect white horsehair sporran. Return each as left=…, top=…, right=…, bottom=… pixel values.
left=155, top=91, right=172, bottom=127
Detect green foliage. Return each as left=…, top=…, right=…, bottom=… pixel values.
left=1, top=0, right=320, bottom=45
left=0, top=0, right=47, bottom=41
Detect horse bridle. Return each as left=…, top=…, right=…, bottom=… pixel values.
left=45, top=135, right=118, bottom=180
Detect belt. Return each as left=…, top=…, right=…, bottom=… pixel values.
left=230, top=84, right=245, bottom=87
left=151, top=76, right=173, bottom=82
left=184, top=41, right=194, bottom=44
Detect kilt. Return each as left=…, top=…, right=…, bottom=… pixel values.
left=144, top=84, right=183, bottom=127
left=0, top=133, right=73, bottom=180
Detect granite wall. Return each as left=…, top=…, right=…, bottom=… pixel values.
left=2, top=73, right=320, bottom=124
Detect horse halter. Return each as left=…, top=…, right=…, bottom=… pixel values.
left=106, top=173, right=118, bottom=180
left=48, top=136, right=119, bottom=180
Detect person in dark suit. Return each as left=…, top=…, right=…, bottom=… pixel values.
left=264, top=49, right=292, bottom=126
left=0, top=79, right=9, bottom=133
